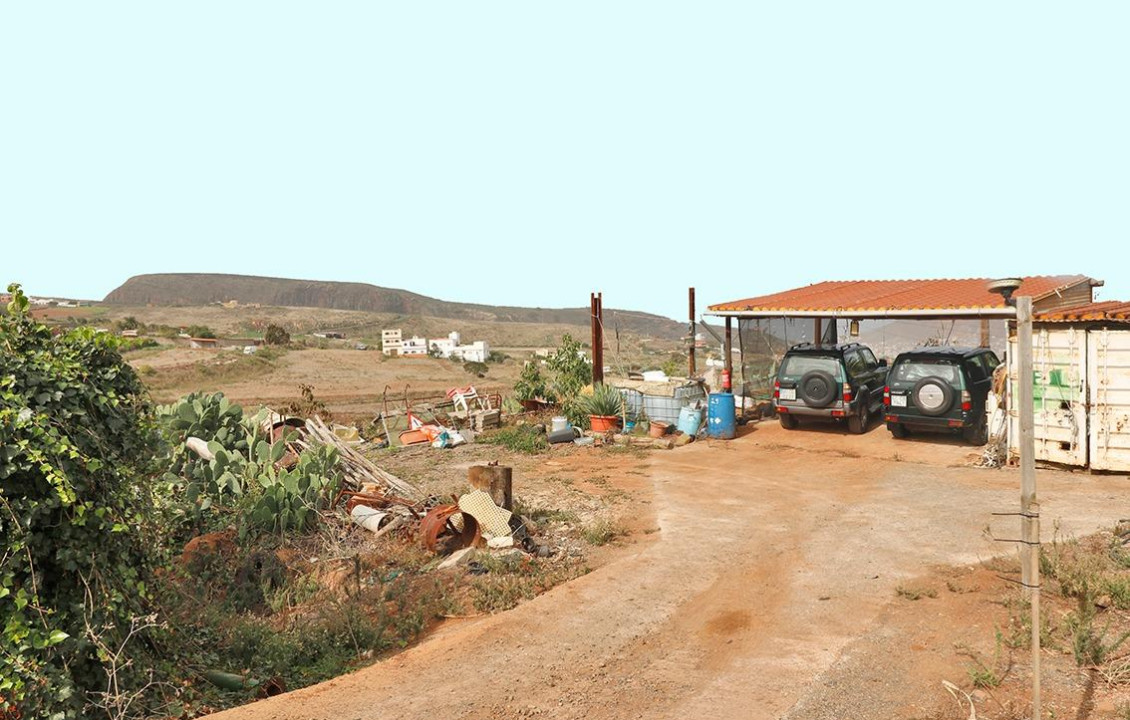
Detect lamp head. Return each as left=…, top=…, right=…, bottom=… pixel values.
left=987, top=278, right=1023, bottom=306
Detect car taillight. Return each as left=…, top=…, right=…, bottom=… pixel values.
left=774, top=379, right=780, bottom=399
left=883, top=385, right=891, bottom=406
left=842, top=383, right=852, bottom=403
left=961, top=390, right=971, bottom=412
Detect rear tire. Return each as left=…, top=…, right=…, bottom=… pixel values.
left=890, top=423, right=910, bottom=439
left=848, top=402, right=869, bottom=434
left=779, top=414, right=799, bottom=430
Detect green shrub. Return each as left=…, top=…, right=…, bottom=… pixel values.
left=264, top=324, right=290, bottom=346
left=478, top=425, right=548, bottom=454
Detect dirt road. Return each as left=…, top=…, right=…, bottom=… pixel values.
left=209, top=422, right=1129, bottom=719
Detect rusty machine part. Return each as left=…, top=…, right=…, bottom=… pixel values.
left=420, top=504, right=480, bottom=552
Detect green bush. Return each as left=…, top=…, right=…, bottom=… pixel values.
left=186, top=324, right=216, bottom=339
left=264, top=324, right=290, bottom=346
left=0, top=284, right=161, bottom=717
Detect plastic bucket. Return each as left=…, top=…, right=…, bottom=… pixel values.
left=707, top=393, right=736, bottom=439
left=676, top=406, right=703, bottom=436
left=550, top=416, right=569, bottom=433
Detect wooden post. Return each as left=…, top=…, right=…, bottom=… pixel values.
left=590, top=293, right=604, bottom=386
left=1017, top=296, right=1041, bottom=720
left=468, top=465, right=513, bottom=511
left=814, top=318, right=823, bottom=347
left=981, top=318, right=991, bottom=348
left=724, top=316, right=733, bottom=379
left=688, top=288, right=697, bottom=377
left=597, top=293, right=604, bottom=384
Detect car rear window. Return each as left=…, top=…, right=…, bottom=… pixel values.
left=780, top=355, right=843, bottom=381
left=891, top=359, right=964, bottom=387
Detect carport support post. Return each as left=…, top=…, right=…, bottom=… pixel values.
left=724, top=316, right=733, bottom=379
left=1017, top=295, right=1041, bottom=719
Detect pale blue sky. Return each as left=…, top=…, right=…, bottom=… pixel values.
left=3, top=3, right=1127, bottom=320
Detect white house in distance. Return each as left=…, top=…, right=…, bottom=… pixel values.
left=381, top=329, right=403, bottom=356
left=381, top=328, right=490, bottom=362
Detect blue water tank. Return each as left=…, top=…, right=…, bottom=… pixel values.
left=676, top=405, right=704, bottom=436
left=707, top=393, right=736, bottom=439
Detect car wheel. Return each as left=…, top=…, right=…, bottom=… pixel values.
left=779, top=414, right=799, bottom=430
left=848, top=402, right=869, bottom=434
left=799, top=370, right=838, bottom=408
left=890, top=422, right=910, bottom=439
left=911, top=377, right=955, bottom=416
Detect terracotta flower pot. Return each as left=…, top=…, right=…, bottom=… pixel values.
left=648, top=421, right=670, bottom=438
left=589, top=415, right=621, bottom=433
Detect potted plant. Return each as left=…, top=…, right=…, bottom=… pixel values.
left=513, top=362, right=555, bottom=411
left=578, top=384, right=624, bottom=433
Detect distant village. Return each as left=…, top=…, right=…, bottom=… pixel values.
left=381, top=329, right=490, bottom=363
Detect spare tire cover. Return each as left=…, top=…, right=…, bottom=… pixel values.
left=799, top=370, right=838, bottom=408
left=912, top=377, right=955, bottom=416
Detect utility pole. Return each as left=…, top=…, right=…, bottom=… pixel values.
left=1017, top=295, right=1041, bottom=720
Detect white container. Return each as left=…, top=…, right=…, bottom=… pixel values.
left=551, top=416, right=569, bottom=433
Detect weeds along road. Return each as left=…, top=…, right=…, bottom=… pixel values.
left=207, top=423, right=1128, bottom=720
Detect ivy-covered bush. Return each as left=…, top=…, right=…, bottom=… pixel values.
left=0, top=284, right=160, bottom=717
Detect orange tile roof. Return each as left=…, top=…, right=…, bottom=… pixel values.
left=1035, top=300, right=1130, bottom=323
left=708, top=275, right=1094, bottom=316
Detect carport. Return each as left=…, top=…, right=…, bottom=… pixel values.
left=704, top=275, right=1099, bottom=405
left=705, top=273, right=1102, bottom=720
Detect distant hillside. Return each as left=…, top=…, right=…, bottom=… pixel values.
left=104, top=273, right=690, bottom=340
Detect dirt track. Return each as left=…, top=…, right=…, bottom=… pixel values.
left=208, top=422, right=1129, bottom=719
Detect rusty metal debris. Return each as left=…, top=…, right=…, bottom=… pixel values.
left=420, top=504, right=480, bottom=552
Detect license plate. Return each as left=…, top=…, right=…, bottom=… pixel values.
left=891, top=395, right=907, bottom=407
left=779, top=388, right=796, bottom=401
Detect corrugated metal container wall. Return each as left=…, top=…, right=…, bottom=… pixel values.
left=1009, top=327, right=1089, bottom=466
left=1089, top=328, right=1130, bottom=472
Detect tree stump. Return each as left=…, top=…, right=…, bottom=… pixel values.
left=468, top=465, right=513, bottom=510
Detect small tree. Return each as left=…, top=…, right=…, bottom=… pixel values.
left=545, top=334, right=593, bottom=424
left=513, top=361, right=553, bottom=403
left=264, top=323, right=290, bottom=346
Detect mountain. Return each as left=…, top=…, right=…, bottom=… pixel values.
left=103, top=273, right=691, bottom=340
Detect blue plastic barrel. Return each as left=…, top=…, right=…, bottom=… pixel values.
left=707, top=393, right=736, bottom=439
left=676, top=405, right=703, bottom=436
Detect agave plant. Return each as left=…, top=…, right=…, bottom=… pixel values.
left=577, top=384, right=625, bottom=418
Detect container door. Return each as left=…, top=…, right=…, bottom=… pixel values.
left=1009, top=327, right=1088, bottom=466
left=1089, top=328, right=1130, bottom=472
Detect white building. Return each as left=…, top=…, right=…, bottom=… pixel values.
left=452, top=340, right=490, bottom=363
left=382, top=329, right=403, bottom=356
left=400, top=335, right=429, bottom=356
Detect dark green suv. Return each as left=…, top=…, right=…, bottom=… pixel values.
left=883, top=346, right=1000, bottom=444
left=774, top=342, right=889, bottom=434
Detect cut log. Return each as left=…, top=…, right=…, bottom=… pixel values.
left=468, top=465, right=513, bottom=511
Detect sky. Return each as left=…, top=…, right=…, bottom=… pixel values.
left=3, top=3, right=1127, bottom=321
